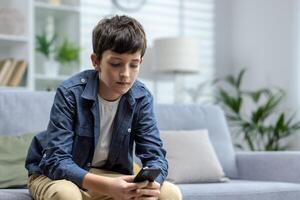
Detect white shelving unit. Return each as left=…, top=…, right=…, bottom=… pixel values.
left=34, top=0, right=81, bottom=91
left=0, top=0, right=33, bottom=90
left=0, top=0, right=81, bottom=91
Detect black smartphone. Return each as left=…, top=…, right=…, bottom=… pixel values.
left=133, top=167, right=160, bottom=182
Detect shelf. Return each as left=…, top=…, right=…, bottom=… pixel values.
left=0, top=34, right=28, bottom=45
left=35, top=2, right=80, bottom=13
left=35, top=73, right=69, bottom=81
left=0, top=86, right=29, bottom=91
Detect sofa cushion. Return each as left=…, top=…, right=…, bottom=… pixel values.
left=160, top=129, right=227, bottom=183
left=155, top=104, right=238, bottom=178
left=0, top=133, right=35, bottom=188
left=0, top=189, right=31, bottom=200
left=178, top=180, right=300, bottom=200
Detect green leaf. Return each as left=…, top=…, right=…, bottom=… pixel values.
left=274, top=113, right=285, bottom=133
left=291, top=121, right=300, bottom=130
left=225, top=75, right=236, bottom=86
left=235, top=97, right=243, bottom=113
left=236, top=69, right=246, bottom=89
left=56, top=39, right=80, bottom=65
left=251, top=92, right=283, bottom=123
left=244, top=131, right=255, bottom=151
left=244, top=89, right=270, bottom=103
left=218, top=89, right=232, bottom=106
left=251, top=106, right=265, bottom=123
left=226, top=114, right=240, bottom=121
left=218, top=88, right=242, bottom=114
left=249, top=91, right=261, bottom=103
left=35, top=32, right=57, bottom=59
left=234, top=143, right=244, bottom=150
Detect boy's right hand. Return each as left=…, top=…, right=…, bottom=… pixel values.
left=83, top=173, right=148, bottom=199
left=107, top=175, right=148, bottom=200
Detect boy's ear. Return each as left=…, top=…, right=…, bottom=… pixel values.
left=140, top=57, right=143, bottom=64
left=91, top=53, right=100, bottom=71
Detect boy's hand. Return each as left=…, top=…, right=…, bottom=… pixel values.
left=107, top=175, right=149, bottom=200
left=135, top=181, right=161, bottom=200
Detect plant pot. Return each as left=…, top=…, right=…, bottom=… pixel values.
left=43, top=59, right=59, bottom=77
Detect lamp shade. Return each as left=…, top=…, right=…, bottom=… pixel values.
left=153, top=37, right=201, bottom=73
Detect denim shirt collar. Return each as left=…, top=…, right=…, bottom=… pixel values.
left=81, top=71, right=99, bottom=101
left=80, top=70, right=145, bottom=106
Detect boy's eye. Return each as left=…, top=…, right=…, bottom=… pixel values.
left=130, top=64, right=139, bottom=68
left=110, top=63, right=121, bottom=67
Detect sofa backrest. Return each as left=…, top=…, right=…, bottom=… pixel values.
left=0, top=90, right=55, bottom=135
left=0, top=91, right=238, bottom=178
left=155, top=104, right=238, bottom=178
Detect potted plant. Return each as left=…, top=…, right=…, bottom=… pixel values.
left=36, top=34, right=80, bottom=76
left=35, top=32, right=59, bottom=77
left=55, top=39, right=80, bottom=71
left=215, top=69, right=300, bottom=151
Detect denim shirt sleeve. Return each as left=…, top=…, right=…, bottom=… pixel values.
left=134, top=93, right=168, bottom=184
left=39, top=86, right=88, bottom=187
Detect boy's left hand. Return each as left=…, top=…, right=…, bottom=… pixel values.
left=135, top=181, right=161, bottom=200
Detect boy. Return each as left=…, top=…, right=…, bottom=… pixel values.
left=25, top=15, right=182, bottom=200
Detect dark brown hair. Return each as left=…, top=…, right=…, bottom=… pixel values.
left=92, top=15, right=147, bottom=60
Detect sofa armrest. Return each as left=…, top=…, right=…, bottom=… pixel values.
left=236, top=151, right=300, bottom=183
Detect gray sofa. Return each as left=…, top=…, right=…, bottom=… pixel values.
left=1, top=90, right=300, bottom=200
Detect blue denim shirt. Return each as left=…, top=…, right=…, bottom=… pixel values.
left=25, top=70, right=168, bottom=187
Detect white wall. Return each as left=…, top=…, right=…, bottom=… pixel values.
left=232, top=0, right=298, bottom=107
left=215, top=0, right=300, bottom=149
left=215, top=0, right=234, bottom=78
left=296, top=0, right=300, bottom=111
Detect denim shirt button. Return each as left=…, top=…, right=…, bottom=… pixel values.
left=87, top=162, right=91, bottom=167
left=127, top=128, right=131, bottom=133
left=43, top=153, right=46, bottom=158
left=81, top=78, right=86, bottom=83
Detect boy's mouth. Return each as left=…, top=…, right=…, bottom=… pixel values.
left=117, top=81, right=130, bottom=85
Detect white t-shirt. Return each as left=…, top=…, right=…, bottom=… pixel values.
left=92, top=95, right=120, bottom=167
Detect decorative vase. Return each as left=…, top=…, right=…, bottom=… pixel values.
left=43, top=59, right=59, bottom=77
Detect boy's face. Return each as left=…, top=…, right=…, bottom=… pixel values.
left=91, top=50, right=142, bottom=101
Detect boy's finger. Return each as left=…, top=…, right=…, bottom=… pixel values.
left=138, top=188, right=160, bottom=196
left=122, top=175, right=136, bottom=182
left=127, top=180, right=148, bottom=190
left=126, top=190, right=140, bottom=199
left=147, top=181, right=160, bottom=189
left=136, top=180, right=149, bottom=188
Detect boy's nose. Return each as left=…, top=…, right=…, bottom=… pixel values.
left=120, top=66, right=130, bottom=77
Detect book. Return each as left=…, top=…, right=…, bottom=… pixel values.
left=0, top=60, right=4, bottom=74
left=7, top=60, right=28, bottom=86
left=0, top=59, right=12, bottom=86
left=1, top=59, right=18, bottom=86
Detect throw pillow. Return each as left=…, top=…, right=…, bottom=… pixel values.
left=160, top=129, right=228, bottom=184
left=0, top=133, right=35, bottom=188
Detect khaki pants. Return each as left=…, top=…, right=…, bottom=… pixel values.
left=27, top=167, right=182, bottom=200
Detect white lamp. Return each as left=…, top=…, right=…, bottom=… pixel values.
left=153, top=37, right=201, bottom=103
